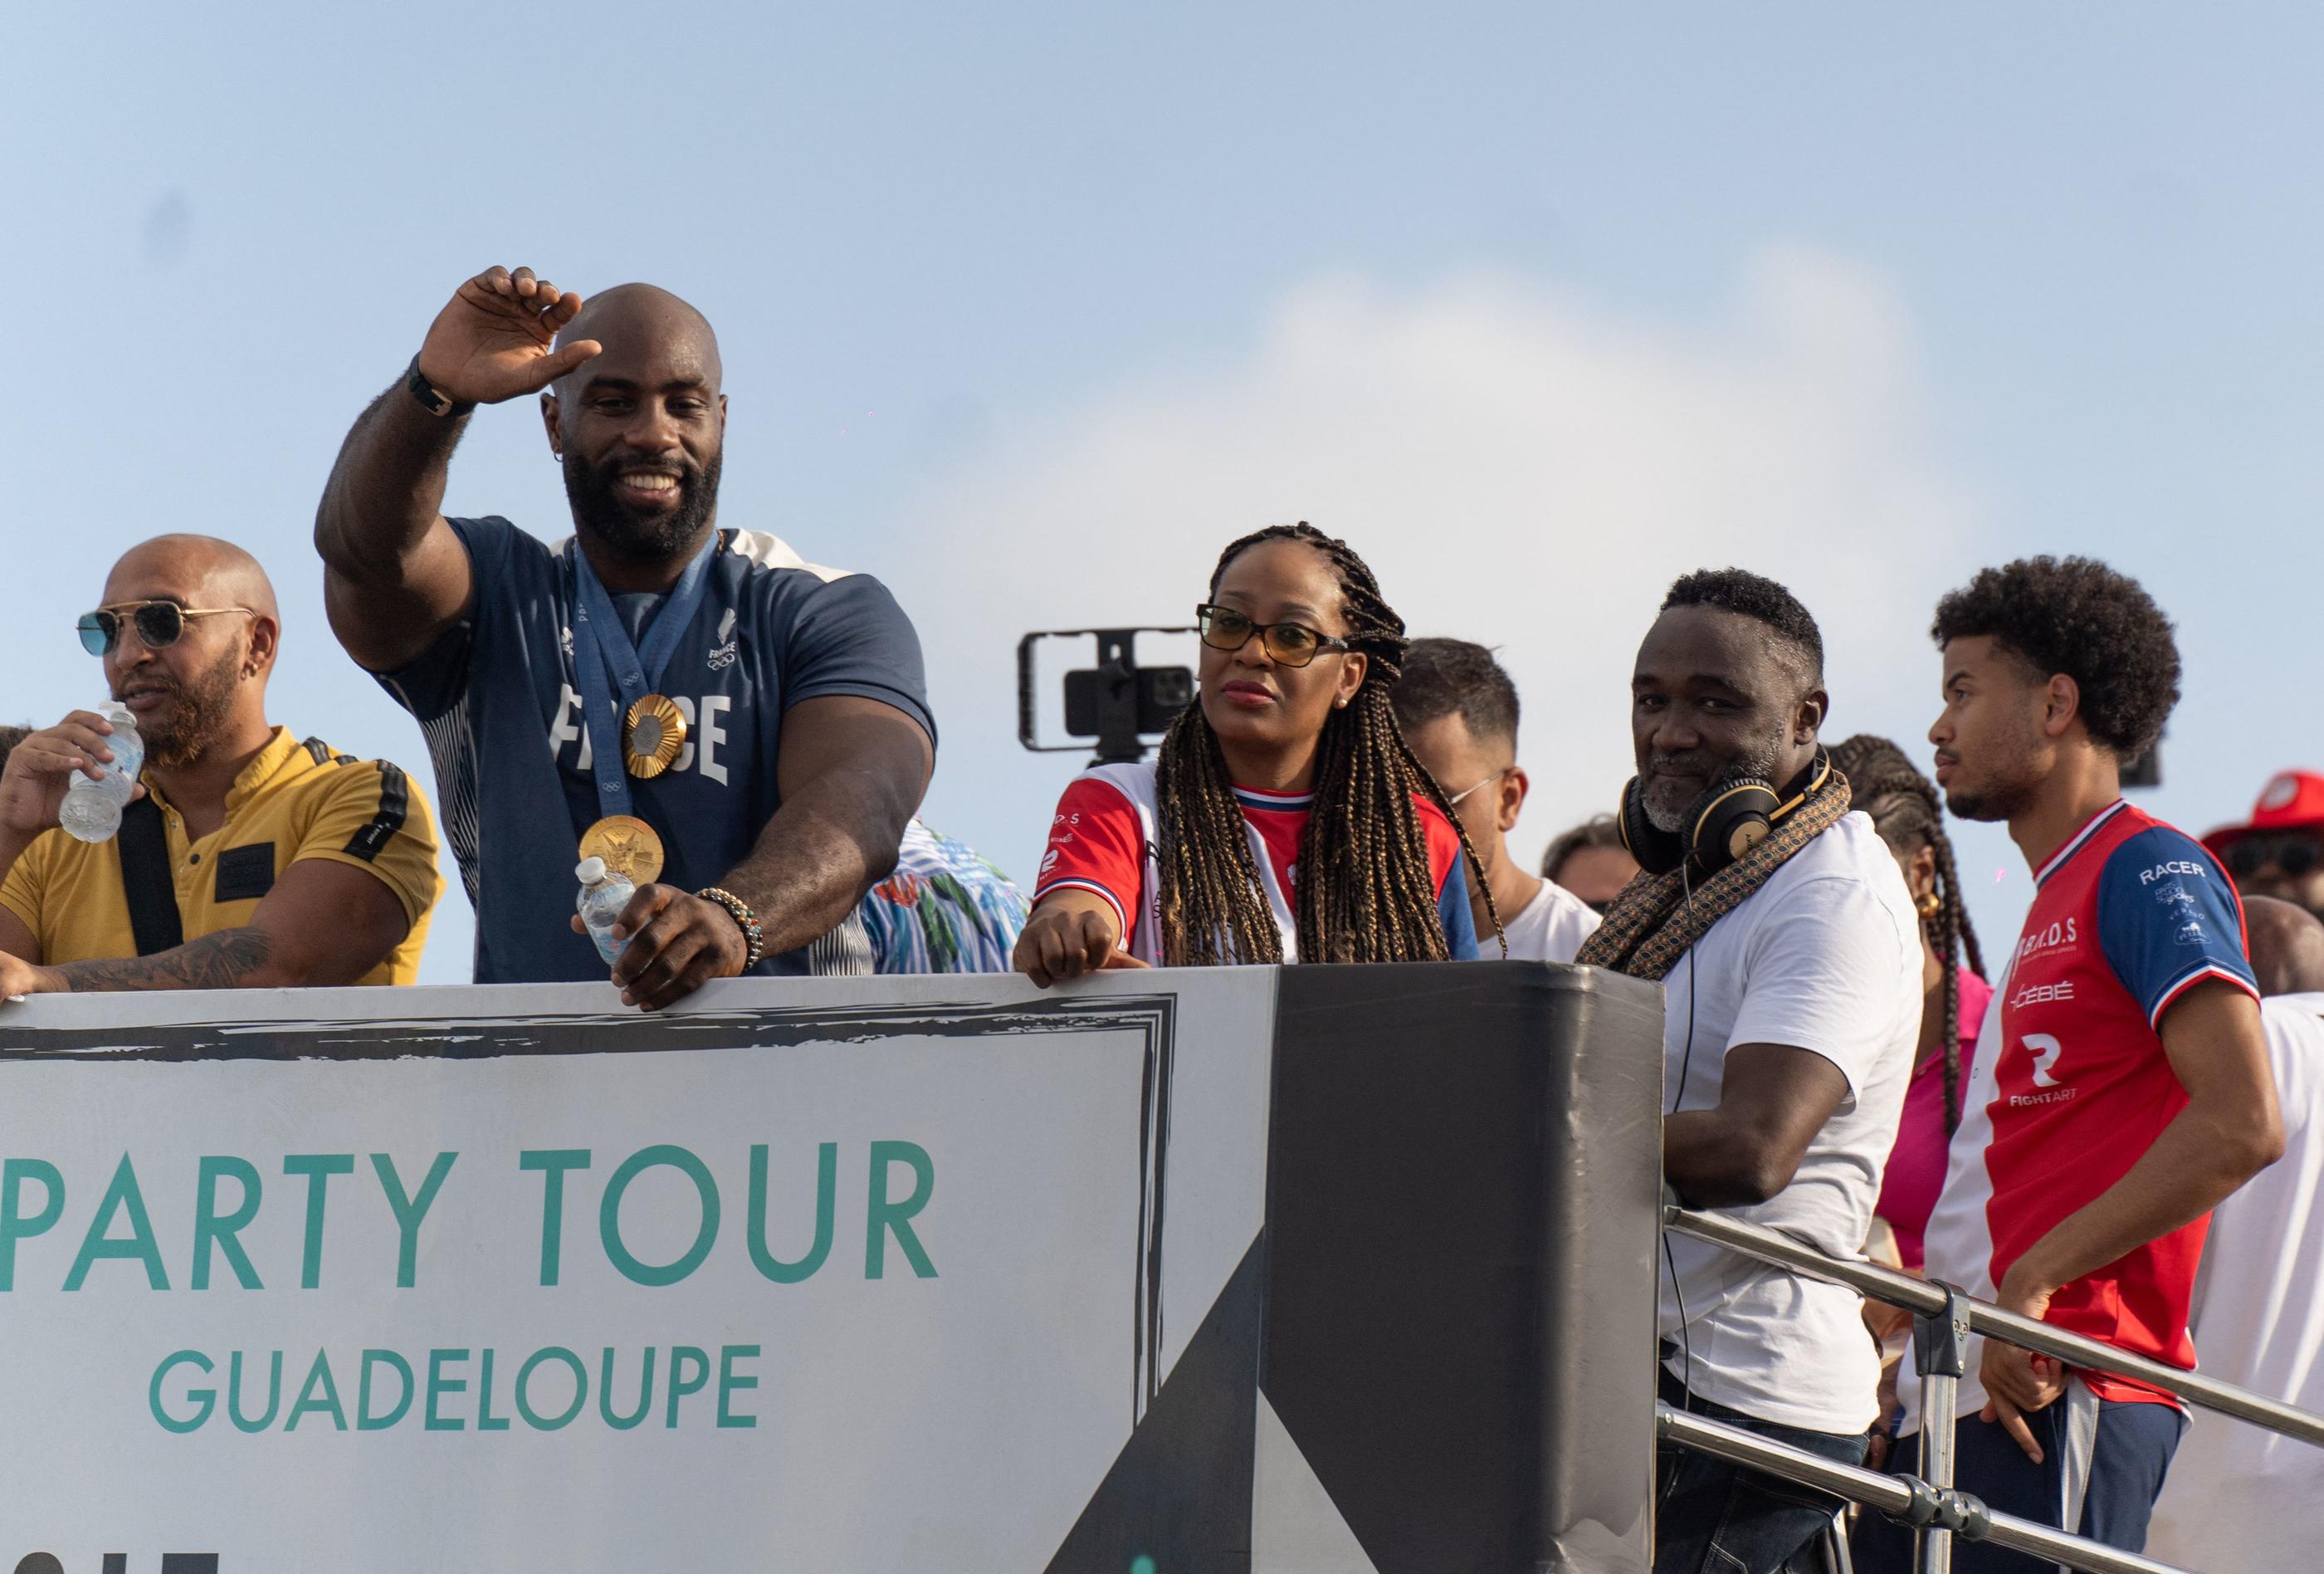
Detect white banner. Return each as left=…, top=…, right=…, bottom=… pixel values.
left=0, top=972, right=1277, bottom=1572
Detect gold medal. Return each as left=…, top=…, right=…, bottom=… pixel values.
left=579, top=815, right=666, bottom=886
left=622, top=693, right=687, bottom=778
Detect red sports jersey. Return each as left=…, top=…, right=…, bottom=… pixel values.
left=1033, top=760, right=1476, bottom=964
left=1954, top=799, right=2260, bottom=1405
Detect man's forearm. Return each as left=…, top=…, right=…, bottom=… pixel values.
left=314, top=380, right=466, bottom=577
left=1664, top=1110, right=1784, bottom=1207
left=720, top=776, right=909, bottom=959
left=48, top=929, right=276, bottom=993
left=1662, top=1044, right=1850, bottom=1209
left=2009, top=1102, right=2276, bottom=1295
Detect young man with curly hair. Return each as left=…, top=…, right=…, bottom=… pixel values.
left=1858, top=557, right=2283, bottom=1572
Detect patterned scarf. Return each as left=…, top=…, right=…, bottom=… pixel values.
left=1575, top=769, right=1853, bottom=981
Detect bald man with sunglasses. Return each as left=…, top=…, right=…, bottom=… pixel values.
left=0, top=535, right=442, bottom=995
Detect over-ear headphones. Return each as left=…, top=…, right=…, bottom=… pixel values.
left=1617, top=750, right=1833, bottom=878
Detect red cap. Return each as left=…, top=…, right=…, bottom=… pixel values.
left=2203, top=770, right=2324, bottom=856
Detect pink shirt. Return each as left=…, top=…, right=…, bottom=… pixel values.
left=1875, top=966, right=1994, bottom=1271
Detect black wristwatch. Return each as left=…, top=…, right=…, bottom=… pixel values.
left=404, top=354, right=476, bottom=419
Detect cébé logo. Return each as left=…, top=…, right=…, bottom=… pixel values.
left=10, top=1557, right=217, bottom=1572
left=2016, top=917, right=2079, bottom=964
left=2010, top=979, right=2075, bottom=1008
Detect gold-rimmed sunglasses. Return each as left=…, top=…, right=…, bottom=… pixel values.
left=77, top=600, right=256, bottom=657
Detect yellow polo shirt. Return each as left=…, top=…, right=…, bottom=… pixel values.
left=0, top=728, right=442, bottom=985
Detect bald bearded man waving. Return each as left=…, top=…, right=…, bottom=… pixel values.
left=0, top=535, right=442, bottom=995
left=315, top=266, right=935, bottom=1009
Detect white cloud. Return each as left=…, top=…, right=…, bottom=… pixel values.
left=893, top=245, right=2007, bottom=910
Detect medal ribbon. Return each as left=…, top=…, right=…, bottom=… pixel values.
left=568, top=530, right=720, bottom=822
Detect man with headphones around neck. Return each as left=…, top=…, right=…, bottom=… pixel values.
left=1577, top=568, right=1921, bottom=1574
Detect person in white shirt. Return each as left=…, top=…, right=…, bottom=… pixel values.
left=2146, top=897, right=2324, bottom=1572
left=1573, top=569, right=1920, bottom=1574
left=1392, top=637, right=1601, bottom=962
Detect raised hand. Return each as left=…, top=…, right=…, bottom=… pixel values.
left=413, top=266, right=603, bottom=407
left=0, top=711, right=143, bottom=838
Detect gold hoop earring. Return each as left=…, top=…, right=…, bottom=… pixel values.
left=1916, top=892, right=1942, bottom=919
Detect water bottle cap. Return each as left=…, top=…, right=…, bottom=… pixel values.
left=576, top=858, right=608, bottom=883
left=102, top=701, right=136, bottom=730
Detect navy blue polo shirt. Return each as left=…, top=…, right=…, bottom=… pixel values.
left=378, top=516, right=935, bottom=983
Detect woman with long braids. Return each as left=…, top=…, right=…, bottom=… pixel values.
left=1827, top=734, right=1991, bottom=1274
left=1017, top=522, right=1494, bottom=982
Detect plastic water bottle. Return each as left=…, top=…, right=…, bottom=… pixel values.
left=576, top=857, right=635, bottom=965
left=58, top=704, right=144, bottom=843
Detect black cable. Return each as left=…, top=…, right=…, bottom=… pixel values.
left=1672, top=867, right=1702, bottom=1115
left=1657, top=865, right=1702, bottom=1513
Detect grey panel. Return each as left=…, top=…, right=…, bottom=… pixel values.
left=1042, top=1240, right=1264, bottom=1573
left=1252, top=1390, right=1381, bottom=1572
left=1262, top=961, right=1664, bottom=1573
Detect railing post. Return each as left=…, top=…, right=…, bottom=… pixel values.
left=1911, top=1283, right=1974, bottom=1574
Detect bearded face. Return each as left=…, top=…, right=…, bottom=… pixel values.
left=562, top=445, right=724, bottom=565
left=1931, top=637, right=2053, bottom=826
left=1940, top=745, right=2045, bottom=824
left=114, top=636, right=243, bottom=767
left=1641, top=726, right=1784, bottom=833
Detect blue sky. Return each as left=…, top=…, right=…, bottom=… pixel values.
left=6, top=3, right=2320, bottom=979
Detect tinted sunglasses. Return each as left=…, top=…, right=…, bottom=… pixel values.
left=2227, top=833, right=2322, bottom=879
left=77, top=601, right=256, bottom=657
left=1194, top=604, right=1352, bottom=668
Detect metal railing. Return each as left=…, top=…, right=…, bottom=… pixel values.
left=1660, top=1202, right=2324, bottom=1574
left=1658, top=1405, right=2184, bottom=1574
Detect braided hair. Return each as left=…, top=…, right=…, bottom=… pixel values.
left=1827, top=734, right=1986, bottom=1132
left=1152, top=522, right=1503, bottom=966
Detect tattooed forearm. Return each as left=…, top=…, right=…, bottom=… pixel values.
left=55, top=929, right=276, bottom=992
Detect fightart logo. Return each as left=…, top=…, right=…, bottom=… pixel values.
left=2006, top=1033, right=2078, bottom=1107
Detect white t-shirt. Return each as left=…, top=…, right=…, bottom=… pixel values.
left=2146, top=992, right=2324, bottom=1572
left=1496, top=876, right=1601, bottom=964
left=1658, top=810, right=1921, bottom=1435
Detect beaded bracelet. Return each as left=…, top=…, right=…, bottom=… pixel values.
left=696, top=887, right=765, bottom=971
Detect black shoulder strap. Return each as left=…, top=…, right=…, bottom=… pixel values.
left=115, top=796, right=185, bottom=956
